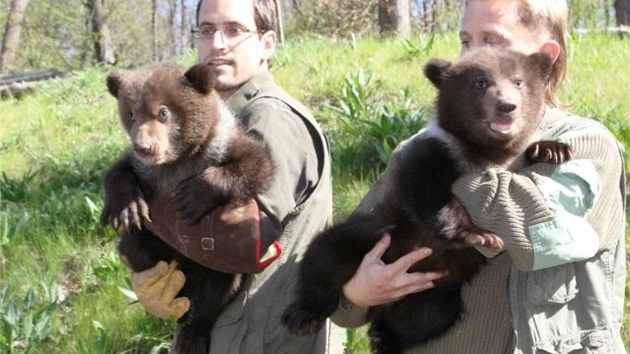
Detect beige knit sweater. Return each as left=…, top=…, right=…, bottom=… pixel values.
left=330, top=107, right=626, bottom=353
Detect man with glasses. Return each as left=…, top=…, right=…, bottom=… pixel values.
left=125, top=0, right=345, bottom=353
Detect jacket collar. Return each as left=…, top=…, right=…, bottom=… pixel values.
left=225, top=71, right=276, bottom=114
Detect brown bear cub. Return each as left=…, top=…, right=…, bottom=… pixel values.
left=282, top=47, right=572, bottom=354
left=101, top=63, right=274, bottom=354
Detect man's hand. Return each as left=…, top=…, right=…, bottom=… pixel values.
left=342, top=233, right=447, bottom=308
left=129, top=260, right=191, bottom=320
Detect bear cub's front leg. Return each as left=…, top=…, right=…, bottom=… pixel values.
left=173, top=167, right=231, bottom=225
left=100, top=155, right=150, bottom=230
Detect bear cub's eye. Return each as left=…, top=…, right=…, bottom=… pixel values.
left=475, top=77, right=488, bottom=90
left=127, top=110, right=134, bottom=121
left=158, top=107, right=170, bottom=122
left=514, top=78, right=523, bottom=88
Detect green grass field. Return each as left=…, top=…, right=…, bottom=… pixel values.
left=0, top=31, right=628, bottom=353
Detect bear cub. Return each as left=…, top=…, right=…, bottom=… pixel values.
left=101, top=63, right=274, bottom=354
left=282, top=47, right=572, bottom=354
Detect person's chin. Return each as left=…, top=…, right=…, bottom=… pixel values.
left=208, top=68, right=232, bottom=84
left=213, top=77, right=239, bottom=93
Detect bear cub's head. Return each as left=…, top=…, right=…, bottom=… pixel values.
left=106, top=63, right=225, bottom=167
left=424, top=47, right=553, bottom=164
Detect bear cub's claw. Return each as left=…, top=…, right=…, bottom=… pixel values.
left=101, top=195, right=150, bottom=230
left=526, top=141, right=573, bottom=164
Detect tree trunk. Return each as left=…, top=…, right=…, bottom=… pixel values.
left=291, top=0, right=304, bottom=19
left=378, top=0, right=410, bottom=38
left=1, top=0, right=30, bottom=73
left=180, top=0, right=191, bottom=51
left=168, top=0, right=176, bottom=58
left=614, top=0, right=630, bottom=26
left=152, top=0, right=158, bottom=61
left=276, top=0, right=285, bottom=46
left=419, top=0, right=429, bottom=30
left=87, top=0, right=115, bottom=65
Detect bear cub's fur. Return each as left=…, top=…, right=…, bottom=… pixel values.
left=101, top=63, right=274, bottom=354
left=282, top=47, right=572, bottom=354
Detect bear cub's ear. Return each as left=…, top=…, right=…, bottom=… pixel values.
left=527, top=52, right=553, bottom=83
left=184, top=64, right=215, bottom=95
left=424, top=58, right=452, bottom=89
left=106, top=73, right=124, bottom=98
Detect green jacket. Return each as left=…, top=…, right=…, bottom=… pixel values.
left=331, top=107, right=627, bottom=354
left=208, top=72, right=344, bottom=354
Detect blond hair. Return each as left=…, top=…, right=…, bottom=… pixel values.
left=466, top=0, right=569, bottom=106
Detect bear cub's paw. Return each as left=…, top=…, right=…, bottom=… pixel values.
left=281, top=302, right=328, bottom=336
left=101, top=190, right=150, bottom=230
left=526, top=141, right=573, bottom=164
left=173, top=175, right=225, bottom=224
left=454, top=228, right=504, bottom=249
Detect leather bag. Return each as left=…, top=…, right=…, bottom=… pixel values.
left=143, top=194, right=281, bottom=274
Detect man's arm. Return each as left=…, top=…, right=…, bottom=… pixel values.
left=453, top=118, right=625, bottom=271
left=330, top=133, right=447, bottom=328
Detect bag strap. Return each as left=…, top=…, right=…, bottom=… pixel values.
left=242, top=89, right=330, bottom=200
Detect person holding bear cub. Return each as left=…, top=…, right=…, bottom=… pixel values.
left=120, top=0, right=346, bottom=353
left=331, top=0, right=627, bottom=353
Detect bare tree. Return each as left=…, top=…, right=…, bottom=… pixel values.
left=87, top=0, right=115, bottom=65
left=181, top=0, right=190, bottom=52
left=167, top=0, right=177, bottom=58
left=418, top=0, right=433, bottom=31
left=152, top=0, right=159, bottom=61
left=276, top=0, right=285, bottom=46
left=288, top=0, right=376, bottom=36
left=615, top=0, right=630, bottom=26
left=378, top=0, right=410, bottom=38
left=1, top=0, right=30, bottom=73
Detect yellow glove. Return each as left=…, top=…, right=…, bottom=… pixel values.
left=129, top=260, right=191, bottom=320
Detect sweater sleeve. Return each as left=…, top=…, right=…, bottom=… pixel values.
left=453, top=114, right=625, bottom=271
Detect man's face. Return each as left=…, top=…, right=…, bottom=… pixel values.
left=459, top=0, right=543, bottom=56
left=196, top=0, right=275, bottom=99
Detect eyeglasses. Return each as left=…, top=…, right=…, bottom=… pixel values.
left=191, top=25, right=260, bottom=43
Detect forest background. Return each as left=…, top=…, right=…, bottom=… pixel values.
left=0, top=0, right=629, bottom=353
left=1, top=0, right=629, bottom=72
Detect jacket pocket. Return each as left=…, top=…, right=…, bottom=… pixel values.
left=525, top=265, right=613, bottom=353
left=527, top=264, right=578, bottom=305
left=535, top=330, right=610, bottom=354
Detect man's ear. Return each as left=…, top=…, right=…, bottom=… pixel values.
left=540, top=40, right=560, bottom=64
left=259, top=30, right=277, bottom=63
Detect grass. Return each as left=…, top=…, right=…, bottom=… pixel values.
left=0, top=31, right=628, bottom=353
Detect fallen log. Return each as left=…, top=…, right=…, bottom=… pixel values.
left=0, top=68, right=64, bottom=99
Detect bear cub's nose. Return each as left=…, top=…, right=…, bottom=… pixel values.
left=134, top=143, right=153, bottom=156
left=497, top=101, right=517, bottom=113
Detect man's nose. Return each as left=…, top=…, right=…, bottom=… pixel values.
left=211, top=30, right=226, bottom=48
